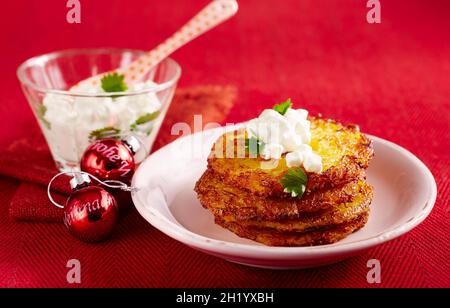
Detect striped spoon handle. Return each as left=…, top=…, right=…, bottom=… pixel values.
left=71, top=0, right=238, bottom=90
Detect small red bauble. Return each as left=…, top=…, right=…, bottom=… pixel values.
left=64, top=178, right=119, bottom=242
left=80, top=136, right=140, bottom=213
left=80, top=138, right=136, bottom=184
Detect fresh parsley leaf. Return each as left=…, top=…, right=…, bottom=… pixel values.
left=101, top=73, right=128, bottom=93
left=245, top=136, right=265, bottom=157
left=89, top=127, right=120, bottom=141
left=130, top=111, right=160, bottom=131
left=280, top=167, right=308, bottom=198
left=36, top=104, right=51, bottom=129
left=135, top=111, right=160, bottom=125
left=273, top=98, right=292, bottom=115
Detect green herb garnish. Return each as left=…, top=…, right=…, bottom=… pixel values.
left=130, top=111, right=160, bottom=130
left=36, top=104, right=51, bottom=129
left=280, top=167, right=308, bottom=198
left=89, top=127, right=120, bottom=141
left=101, top=73, right=128, bottom=93
left=273, top=98, right=292, bottom=115
left=245, top=136, right=265, bottom=157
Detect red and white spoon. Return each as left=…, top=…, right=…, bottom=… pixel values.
left=71, top=0, right=238, bottom=91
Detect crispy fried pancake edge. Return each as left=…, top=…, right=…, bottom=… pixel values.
left=195, top=169, right=370, bottom=219
left=206, top=183, right=372, bottom=232
left=216, top=213, right=369, bottom=247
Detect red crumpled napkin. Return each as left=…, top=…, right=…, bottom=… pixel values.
left=0, top=85, right=236, bottom=222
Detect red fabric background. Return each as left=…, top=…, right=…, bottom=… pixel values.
left=0, top=0, right=449, bottom=287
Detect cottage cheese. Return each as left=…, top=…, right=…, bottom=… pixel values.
left=40, top=81, right=161, bottom=168
left=246, top=107, right=322, bottom=173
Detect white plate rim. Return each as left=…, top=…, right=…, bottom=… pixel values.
left=132, top=126, right=437, bottom=259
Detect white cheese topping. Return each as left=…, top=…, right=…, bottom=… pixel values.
left=260, top=143, right=284, bottom=160
left=246, top=107, right=322, bottom=173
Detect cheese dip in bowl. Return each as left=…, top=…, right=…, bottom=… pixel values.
left=17, top=48, right=181, bottom=171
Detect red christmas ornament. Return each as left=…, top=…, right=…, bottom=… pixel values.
left=80, top=136, right=140, bottom=213
left=63, top=173, right=119, bottom=242
left=80, top=136, right=139, bottom=183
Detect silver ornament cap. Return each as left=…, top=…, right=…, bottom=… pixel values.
left=123, top=135, right=141, bottom=154
left=70, top=173, right=91, bottom=190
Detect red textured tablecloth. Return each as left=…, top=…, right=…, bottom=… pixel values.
left=0, top=0, right=449, bottom=288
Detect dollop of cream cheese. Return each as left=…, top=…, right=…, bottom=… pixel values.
left=246, top=108, right=322, bottom=173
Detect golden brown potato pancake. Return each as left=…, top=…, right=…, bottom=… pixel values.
left=195, top=169, right=369, bottom=220
left=216, top=213, right=369, bottom=247
left=205, top=182, right=372, bottom=233
left=208, top=117, right=373, bottom=197
left=195, top=116, right=374, bottom=246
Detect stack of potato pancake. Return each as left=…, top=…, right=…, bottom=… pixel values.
left=195, top=117, right=374, bottom=246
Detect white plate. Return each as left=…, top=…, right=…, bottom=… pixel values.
left=132, top=125, right=437, bottom=269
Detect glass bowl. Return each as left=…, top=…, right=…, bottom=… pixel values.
left=17, top=48, right=181, bottom=172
